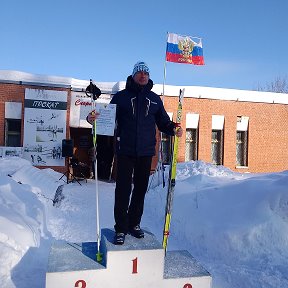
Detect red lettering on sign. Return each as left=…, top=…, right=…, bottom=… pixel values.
left=75, top=99, right=92, bottom=106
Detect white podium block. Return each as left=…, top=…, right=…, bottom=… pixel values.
left=164, top=250, right=211, bottom=288
left=100, top=228, right=165, bottom=285
left=46, top=241, right=106, bottom=287
left=46, top=228, right=212, bottom=288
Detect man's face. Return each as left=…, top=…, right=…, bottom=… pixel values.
left=133, top=71, right=149, bottom=86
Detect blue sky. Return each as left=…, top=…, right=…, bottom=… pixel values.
left=1, top=0, right=287, bottom=90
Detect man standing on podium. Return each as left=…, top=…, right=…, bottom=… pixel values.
left=87, top=61, right=183, bottom=245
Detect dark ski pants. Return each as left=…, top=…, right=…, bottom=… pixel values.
left=114, top=154, right=152, bottom=234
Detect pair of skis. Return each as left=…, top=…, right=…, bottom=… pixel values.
left=162, top=88, right=185, bottom=254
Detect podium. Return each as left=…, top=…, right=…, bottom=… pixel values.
left=46, top=228, right=212, bottom=288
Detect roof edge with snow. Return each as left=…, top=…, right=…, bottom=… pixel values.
left=0, top=70, right=287, bottom=105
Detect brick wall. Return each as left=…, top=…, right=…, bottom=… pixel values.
left=0, top=83, right=25, bottom=145
left=161, top=96, right=288, bottom=173
left=1, top=82, right=287, bottom=173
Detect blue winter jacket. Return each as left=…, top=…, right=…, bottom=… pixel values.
left=111, top=76, right=175, bottom=157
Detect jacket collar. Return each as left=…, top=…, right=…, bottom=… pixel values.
left=125, top=75, right=153, bottom=93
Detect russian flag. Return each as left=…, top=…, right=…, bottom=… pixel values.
left=166, top=33, right=204, bottom=65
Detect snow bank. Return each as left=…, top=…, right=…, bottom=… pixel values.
left=10, top=163, right=64, bottom=205
left=145, top=163, right=288, bottom=288
left=1, top=158, right=288, bottom=287
left=0, top=174, right=48, bottom=286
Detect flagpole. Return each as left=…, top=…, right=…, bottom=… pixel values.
left=157, top=32, right=169, bottom=187
left=162, top=32, right=169, bottom=103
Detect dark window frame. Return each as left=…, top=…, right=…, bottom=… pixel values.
left=5, top=119, right=21, bottom=147
left=236, top=130, right=248, bottom=167
left=185, top=128, right=198, bottom=161
left=211, top=129, right=224, bottom=165
left=161, top=133, right=172, bottom=165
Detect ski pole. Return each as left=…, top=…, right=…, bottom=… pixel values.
left=86, top=79, right=102, bottom=262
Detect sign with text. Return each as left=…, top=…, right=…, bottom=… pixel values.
left=23, top=88, right=67, bottom=166
left=70, top=92, right=115, bottom=136
left=0, top=147, right=23, bottom=158
left=94, top=103, right=116, bottom=136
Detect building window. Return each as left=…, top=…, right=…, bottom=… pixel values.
left=5, top=119, right=21, bottom=147
left=160, top=111, right=173, bottom=164
left=211, top=115, right=224, bottom=165
left=185, top=128, right=198, bottom=161
left=211, top=130, right=224, bottom=165
left=161, top=133, right=172, bottom=164
left=236, top=116, right=249, bottom=167
left=236, top=131, right=248, bottom=166
left=185, top=113, right=199, bottom=162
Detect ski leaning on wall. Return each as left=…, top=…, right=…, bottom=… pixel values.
left=162, top=88, right=185, bottom=254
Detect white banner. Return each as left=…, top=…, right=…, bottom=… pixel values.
left=5, top=102, right=22, bottom=119
left=186, top=113, right=199, bottom=129
left=0, top=147, right=23, bottom=158
left=70, top=92, right=115, bottom=136
left=23, top=88, right=67, bottom=166
left=237, top=116, right=249, bottom=131
left=212, top=115, right=225, bottom=130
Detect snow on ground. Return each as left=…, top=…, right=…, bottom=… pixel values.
left=0, top=157, right=288, bottom=287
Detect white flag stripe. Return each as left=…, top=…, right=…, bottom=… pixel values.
left=167, top=33, right=202, bottom=47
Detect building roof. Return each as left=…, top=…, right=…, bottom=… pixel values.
left=0, top=70, right=287, bottom=105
